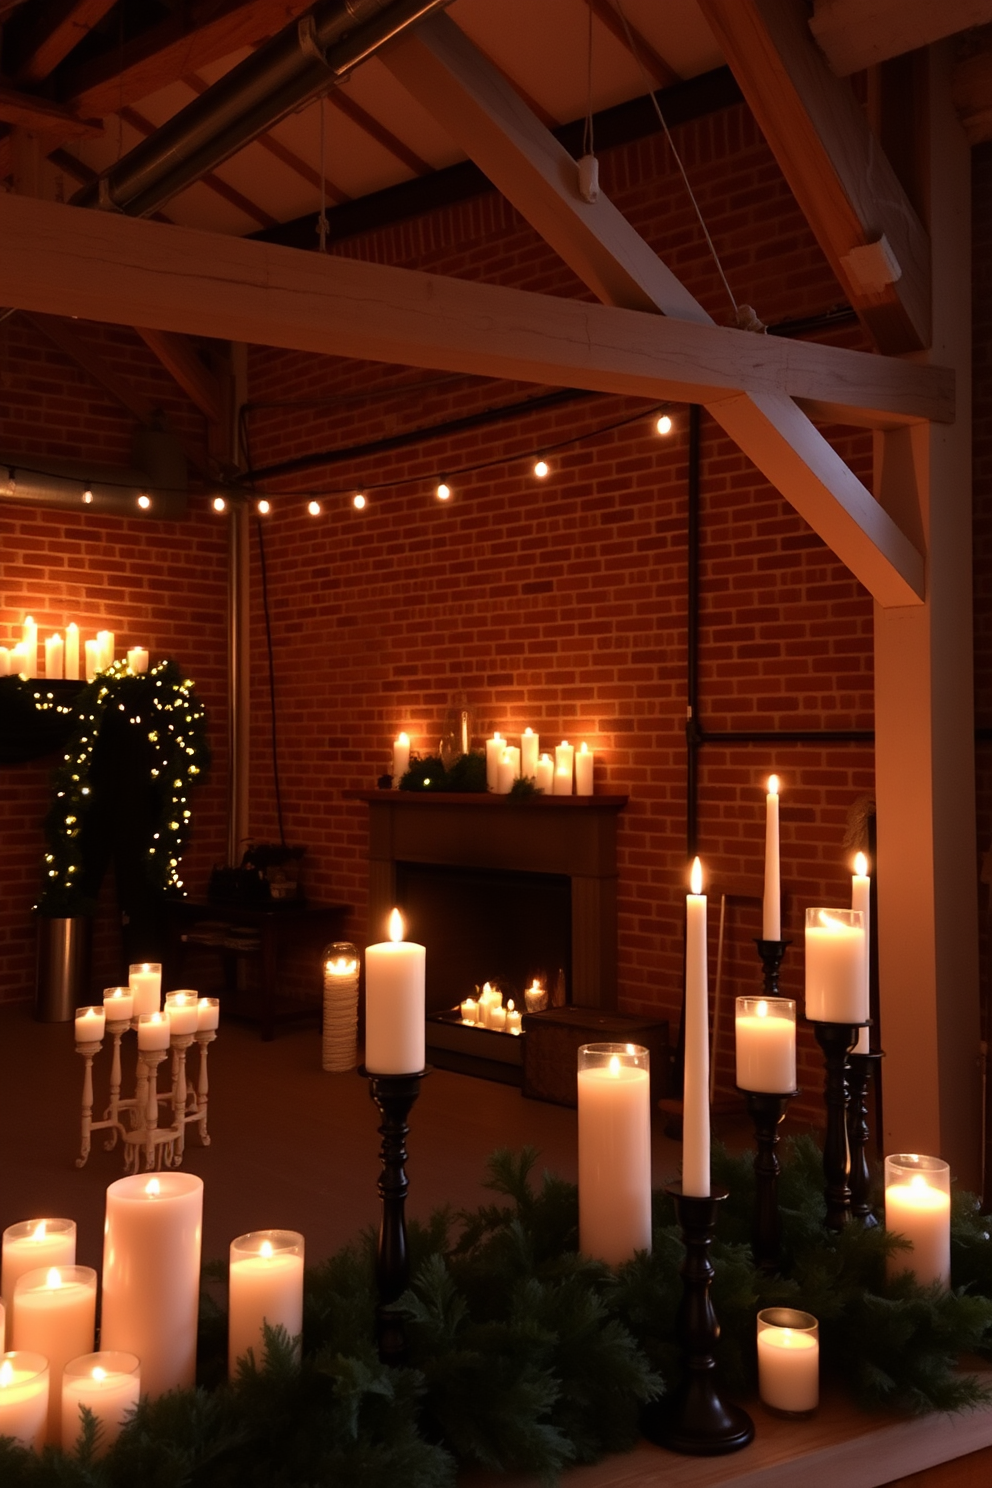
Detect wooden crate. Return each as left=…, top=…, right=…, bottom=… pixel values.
left=521, top=1007, right=670, bottom=1107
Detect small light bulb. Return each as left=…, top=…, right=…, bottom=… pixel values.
left=353, top=492, right=366, bottom=510
left=534, top=458, right=550, bottom=479
left=308, top=500, right=321, bottom=517
left=212, top=496, right=226, bottom=513
left=436, top=481, right=451, bottom=501
left=137, top=493, right=151, bottom=510
left=257, top=499, right=270, bottom=515
left=82, top=488, right=93, bottom=504
left=656, top=413, right=673, bottom=436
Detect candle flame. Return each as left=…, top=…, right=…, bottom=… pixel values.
left=31, top=1221, right=47, bottom=1242
left=609, top=1055, right=621, bottom=1077
left=529, top=979, right=541, bottom=991
left=92, top=1367, right=106, bottom=1381
left=690, top=856, right=703, bottom=896
left=817, top=910, right=845, bottom=931
left=397, top=731, right=409, bottom=745
left=580, top=742, right=588, bottom=754
left=757, top=1000, right=769, bottom=1018
left=768, top=774, right=779, bottom=797
left=494, top=731, right=501, bottom=742
left=507, top=1000, right=514, bottom=1012
left=0, top=1362, right=12, bottom=1388
left=198, top=998, right=210, bottom=1008
left=141, top=964, right=151, bottom=973
left=46, top=1268, right=62, bottom=1289
left=145, top=1178, right=161, bottom=1197
left=174, top=994, right=187, bottom=1006
left=909, top=1173, right=929, bottom=1192
left=260, top=1240, right=274, bottom=1258
left=388, top=908, right=404, bottom=943
left=854, top=852, right=868, bottom=877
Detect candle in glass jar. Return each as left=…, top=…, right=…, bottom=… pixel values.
left=228, top=1232, right=304, bottom=1376
left=392, top=731, right=410, bottom=788
left=885, top=1155, right=951, bottom=1288
left=364, top=909, right=425, bottom=1073
left=101, top=1173, right=204, bottom=1397
left=129, top=962, right=162, bottom=1017
left=197, top=997, right=220, bottom=1031
left=0, top=1354, right=49, bottom=1450
left=12, top=1266, right=97, bottom=1444
left=2, top=1221, right=76, bottom=1345
left=535, top=754, right=554, bottom=793
left=553, top=741, right=574, bottom=795
left=762, top=775, right=781, bottom=940
left=74, top=1005, right=105, bottom=1044
left=521, top=728, right=539, bottom=780
left=735, top=998, right=796, bottom=1093
left=138, top=1011, right=170, bottom=1050
left=165, top=991, right=199, bottom=1035
left=578, top=1043, right=652, bottom=1264
left=804, top=909, right=867, bottom=1023
left=65, top=623, right=79, bottom=681
left=851, top=853, right=871, bottom=1053
left=44, top=634, right=64, bottom=679
left=61, top=1353, right=140, bottom=1455
left=103, top=986, right=133, bottom=1023
left=683, top=857, right=710, bottom=1197
left=575, top=743, right=593, bottom=796
left=485, top=731, right=503, bottom=791
left=126, top=647, right=149, bottom=674
left=524, top=979, right=547, bottom=1013
left=756, top=1309, right=819, bottom=1414
left=460, top=997, right=479, bottom=1025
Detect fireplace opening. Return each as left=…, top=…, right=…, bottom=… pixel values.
left=395, top=860, right=571, bottom=1014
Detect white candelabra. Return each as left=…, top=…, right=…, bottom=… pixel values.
left=74, top=1004, right=219, bottom=1174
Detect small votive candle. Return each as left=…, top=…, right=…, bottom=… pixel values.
left=535, top=754, right=554, bottom=793
left=12, top=1266, right=98, bottom=1444
left=126, top=647, right=149, bottom=674
left=197, top=996, right=220, bottom=1031
left=460, top=997, right=479, bottom=1025
left=884, top=1154, right=951, bottom=1288
left=0, top=1353, right=49, bottom=1450
left=137, top=1011, right=170, bottom=1050
left=61, top=1352, right=140, bottom=1455
left=757, top=1308, right=819, bottom=1414
left=165, top=991, right=199, bottom=1036
left=103, top=986, right=134, bottom=1023
left=129, top=962, right=162, bottom=1017
left=74, top=1005, right=106, bottom=1044
left=2, top=1221, right=76, bottom=1345
left=229, top=1231, right=304, bottom=1376
left=505, top=999, right=522, bottom=1035
left=804, top=908, right=867, bottom=1024
left=735, top=997, right=796, bottom=1093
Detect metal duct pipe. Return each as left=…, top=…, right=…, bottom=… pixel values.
left=71, top=0, right=450, bottom=219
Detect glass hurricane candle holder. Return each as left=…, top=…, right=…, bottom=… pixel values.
left=61, top=1351, right=139, bottom=1455
left=804, top=908, right=867, bottom=1023
left=757, top=1309, right=819, bottom=1415
left=884, top=1154, right=951, bottom=1288
left=735, top=997, right=796, bottom=1093
left=0, top=1352, right=49, bottom=1450
left=128, top=963, right=162, bottom=1019
left=577, top=1044, right=651, bottom=1265
left=322, top=942, right=360, bottom=1073
left=228, top=1231, right=304, bottom=1375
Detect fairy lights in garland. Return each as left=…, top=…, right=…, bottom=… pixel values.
left=39, top=659, right=209, bottom=913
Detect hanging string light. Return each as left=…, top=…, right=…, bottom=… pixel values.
left=257, top=499, right=271, bottom=515
left=533, top=458, right=550, bottom=479
left=656, top=414, right=673, bottom=436
left=308, top=500, right=322, bottom=516
left=137, top=494, right=151, bottom=510
left=212, top=496, right=227, bottom=513
left=436, top=481, right=452, bottom=501
left=353, top=492, right=367, bottom=510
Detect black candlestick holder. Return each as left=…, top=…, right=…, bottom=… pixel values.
left=847, top=1048, right=883, bottom=1226
left=641, top=1185, right=754, bottom=1455
left=738, top=1089, right=796, bottom=1272
left=754, top=938, right=791, bottom=998
left=362, top=1067, right=427, bottom=1366
left=811, top=1022, right=865, bottom=1232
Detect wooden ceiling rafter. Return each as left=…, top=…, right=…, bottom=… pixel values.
left=697, top=0, right=932, bottom=355
left=14, top=0, right=117, bottom=85
left=326, top=89, right=432, bottom=176
left=810, top=0, right=992, bottom=77
left=119, top=104, right=277, bottom=229
left=585, top=0, right=681, bottom=89
left=0, top=82, right=101, bottom=137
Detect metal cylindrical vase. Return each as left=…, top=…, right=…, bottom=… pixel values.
left=35, top=917, right=91, bottom=1022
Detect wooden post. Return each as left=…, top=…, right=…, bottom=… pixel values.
left=873, top=43, right=981, bottom=1186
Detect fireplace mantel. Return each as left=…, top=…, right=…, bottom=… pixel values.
left=348, top=790, right=628, bottom=1009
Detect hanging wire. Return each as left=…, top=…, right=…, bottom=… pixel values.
left=582, top=0, right=595, bottom=158
left=316, top=95, right=329, bottom=253
left=613, top=0, right=740, bottom=321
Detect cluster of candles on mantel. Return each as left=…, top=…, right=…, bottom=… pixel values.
left=0, top=617, right=149, bottom=681
left=459, top=977, right=549, bottom=1032
left=0, top=1192, right=304, bottom=1454
left=392, top=727, right=595, bottom=794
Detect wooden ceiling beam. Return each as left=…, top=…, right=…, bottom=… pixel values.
left=15, top=0, right=117, bottom=85
left=586, top=0, right=680, bottom=88
left=327, top=91, right=433, bottom=176
left=60, top=0, right=314, bottom=119
left=810, top=0, right=992, bottom=77
left=133, top=327, right=225, bottom=423
left=951, top=26, right=992, bottom=143
left=0, top=82, right=100, bottom=137
left=698, top=0, right=931, bottom=354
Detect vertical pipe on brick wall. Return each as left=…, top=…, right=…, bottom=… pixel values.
left=685, top=404, right=702, bottom=861
left=227, top=503, right=251, bottom=866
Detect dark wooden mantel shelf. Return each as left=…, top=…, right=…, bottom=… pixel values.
left=344, top=790, right=628, bottom=808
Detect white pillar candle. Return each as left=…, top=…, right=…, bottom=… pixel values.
left=228, top=1231, right=304, bottom=1376
left=804, top=909, right=867, bottom=1023
left=496, top=751, right=515, bottom=794
left=364, top=909, right=425, bottom=1073
left=505, top=1000, right=522, bottom=1035
left=0, top=1354, right=49, bottom=1450
left=137, top=1011, right=170, bottom=1049
left=460, top=997, right=479, bottom=1025
left=575, top=742, right=594, bottom=796
left=97, top=630, right=114, bottom=671
left=65, top=623, right=79, bottom=681
left=485, top=731, right=503, bottom=791
left=197, top=996, right=220, bottom=1031
left=578, top=1043, right=652, bottom=1264
left=61, top=1352, right=140, bottom=1455
left=127, top=647, right=149, bottom=674
left=735, top=997, right=796, bottom=1093
left=129, top=962, right=162, bottom=1017
left=12, top=1266, right=97, bottom=1444
left=2, top=1221, right=76, bottom=1346
left=0, top=647, right=9, bottom=677
left=11, top=644, right=29, bottom=677
left=535, top=754, right=554, bottom=793
left=521, top=727, right=539, bottom=779
left=683, top=857, right=710, bottom=1197
left=762, top=775, right=781, bottom=940
left=489, top=1003, right=507, bottom=1032
left=84, top=639, right=100, bottom=682
left=74, top=1005, right=105, bottom=1044
left=21, top=616, right=37, bottom=678
left=851, top=853, right=872, bottom=1053
left=756, top=1309, right=819, bottom=1414
left=103, top=986, right=134, bottom=1022
left=524, top=979, right=548, bottom=1013
left=477, top=982, right=501, bottom=1028
left=884, top=1154, right=951, bottom=1288
left=101, top=1173, right=204, bottom=1398
left=165, top=991, right=199, bottom=1035
left=44, top=634, right=64, bottom=680
left=553, top=741, right=574, bottom=795
left=392, top=731, right=410, bottom=788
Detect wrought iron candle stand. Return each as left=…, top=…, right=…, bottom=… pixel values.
left=811, top=1021, right=866, bottom=1231
left=641, top=1185, right=754, bottom=1455
left=75, top=1023, right=215, bottom=1172
left=362, top=1066, right=427, bottom=1367
left=754, top=938, right=791, bottom=997
left=738, top=1089, right=797, bottom=1272
left=847, top=1047, right=883, bottom=1225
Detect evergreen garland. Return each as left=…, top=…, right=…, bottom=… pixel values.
left=3, top=1141, right=992, bottom=1486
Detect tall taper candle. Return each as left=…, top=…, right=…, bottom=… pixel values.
left=851, top=853, right=871, bottom=1053
left=683, top=856, right=711, bottom=1197
left=762, top=775, right=781, bottom=940
left=364, top=909, right=425, bottom=1073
